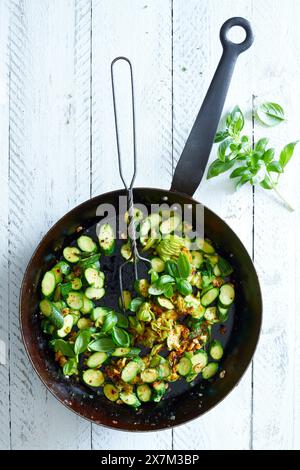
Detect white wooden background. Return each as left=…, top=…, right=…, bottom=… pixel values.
left=0, top=0, right=300, bottom=450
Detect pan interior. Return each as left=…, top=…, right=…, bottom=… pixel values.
left=20, top=188, right=262, bottom=431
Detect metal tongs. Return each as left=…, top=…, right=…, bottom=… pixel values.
left=111, top=57, right=151, bottom=312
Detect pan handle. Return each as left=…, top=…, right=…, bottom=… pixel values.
left=170, top=17, right=254, bottom=197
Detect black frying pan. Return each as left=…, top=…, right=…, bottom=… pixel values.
left=20, top=17, right=262, bottom=431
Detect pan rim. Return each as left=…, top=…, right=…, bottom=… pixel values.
left=19, top=186, right=263, bottom=432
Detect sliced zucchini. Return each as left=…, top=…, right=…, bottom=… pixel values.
left=82, top=369, right=104, bottom=387
left=124, top=207, right=144, bottom=224
left=151, top=257, right=165, bottom=273
left=176, top=357, right=192, bottom=376
left=84, top=268, right=104, bottom=288
left=157, top=361, right=171, bottom=379
left=87, top=352, right=108, bottom=368
left=121, top=361, right=141, bottom=383
left=120, top=242, right=132, bottom=261
left=119, top=290, right=132, bottom=310
left=160, top=215, right=181, bottom=235
left=40, top=299, right=64, bottom=329
left=191, top=350, right=208, bottom=373
left=119, top=391, right=141, bottom=408
left=85, top=287, right=105, bottom=300
left=219, top=283, right=235, bottom=307
left=41, top=271, right=56, bottom=297
left=196, top=238, right=215, bottom=254
left=204, top=306, right=219, bottom=323
left=213, top=264, right=221, bottom=276
left=103, top=384, right=119, bottom=402
left=202, top=362, right=218, bottom=380
left=91, top=306, right=109, bottom=323
left=140, top=214, right=161, bottom=237
left=152, top=381, right=167, bottom=402
left=190, top=251, right=203, bottom=269
left=66, top=291, right=83, bottom=310
left=98, top=223, right=116, bottom=255
left=140, top=368, right=158, bottom=383
left=134, top=279, right=149, bottom=298
left=77, top=235, right=97, bottom=253
left=63, top=246, right=81, bottom=263
left=57, top=314, right=74, bottom=338
left=51, top=261, right=70, bottom=283
left=70, top=311, right=80, bottom=325
left=77, top=317, right=92, bottom=330
left=218, top=304, right=229, bottom=321
left=157, top=297, right=174, bottom=310
left=210, top=340, right=224, bottom=360
left=112, top=347, right=131, bottom=357
left=136, top=384, right=152, bottom=402
left=80, top=295, right=94, bottom=315
left=71, top=277, right=82, bottom=290
left=186, top=373, right=198, bottom=383
left=201, top=287, right=219, bottom=307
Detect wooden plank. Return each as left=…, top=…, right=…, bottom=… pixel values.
left=0, top=0, right=10, bottom=451
left=251, top=0, right=300, bottom=450
left=172, top=0, right=253, bottom=449
left=91, top=0, right=173, bottom=449
left=8, top=0, right=92, bottom=449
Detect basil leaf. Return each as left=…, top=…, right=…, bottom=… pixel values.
left=115, top=311, right=129, bottom=329
left=78, top=253, right=101, bottom=269
left=267, top=161, right=283, bottom=173
left=157, top=275, right=175, bottom=288
left=214, top=130, right=229, bottom=143
left=230, top=166, right=249, bottom=179
left=165, top=260, right=179, bottom=278
left=217, top=140, right=231, bottom=162
left=255, top=137, right=269, bottom=153
left=74, top=330, right=91, bottom=355
left=50, top=339, right=75, bottom=358
left=207, top=159, right=235, bottom=179
left=112, top=327, right=130, bottom=348
left=217, top=257, right=233, bottom=276
left=101, top=311, right=118, bottom=333
left=163, top=283, right=174, bottom=299
left=260, top=174, right=274, bottom=190
left=279, top=141, right=298, bottom=168
left=256, top=102, right=285, bottom=127
left=129, top=297, right=144, bottom=312
left=236, top=174, right=252, bottom=190
left=150, top=269, right=159, bottom=283
left=63, top=358, right=78, bottom=376
left=60, top=282, right=73, bottom=298
left=177, top=253, right=190, bottom=279
left=176, top=279, right=193, bottom=296
left=88, top=337, right=115, bottom=352
left=227, top=106, right=244, bottom=134
left=262, top=148, right=275, bottom=163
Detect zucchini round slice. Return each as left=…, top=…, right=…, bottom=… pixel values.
left=119, top=391, right=141, bottom=408
left=190, top=251, right=203, bottom=268
left=157, top=297, right=174, bottom=310
left=77, top=235, right=97, bottom=253
left=210, top=340, right=224, bottom=360
left=71, top=277, right=82, bottom=290
left=151, top=257, right=165, bottom=273
left=85, top=287, right=105, bottom=300
left=84, top=268, right=104, bottom=288
left=121, top=242, right=132, bottom=261
left=160, top=215, right=181, bottom=235
left=82, top=369, right=104, bottom=387
left=98, top=223, right=116, bottom=255
left=201, top=287, right=219, bottom=307
left=136, top=384, right=152, bottom=402
left=157, top=361, right=171, bottom=379
left=218, top=304, right=229, bottom=322
left=191, top=350, right=208, bottom=373
left=219, top=284, right=235, bottom=307
left=202, top=362, right=218, bottom=380
left=196, top=238, right=215, bottom=254
left=103, top=384, right=119, bottom=402
left=121, top=361, right=141, bottom=383
left=140, top=368, right=158, bottom=383
left=204, top=307, right=219, bottom=323
left=90, top=306, right=109, bottom=323
left=41, top=271, right=56, bottom=297
left=77, top=317, right=92, bottom=330
left=80, top=295, right=94, bottom=315
left=57, top=314, right=74, bottom=338
left=87, top=352, right=108, bottom=368
left=63, top=246, right=81, bottom=263
left=39, top=299, right=64, bottom=329
left=177, top=357, right=192, bottom=376
left=112, top=347, right=131, bottom=357
left=66, top=291, right=83, bottom=310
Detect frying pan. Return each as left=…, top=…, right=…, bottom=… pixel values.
left=20, top=17, right=262, bottom=431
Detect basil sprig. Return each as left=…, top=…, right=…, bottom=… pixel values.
left=207, top=104, right=297, bottom=211
left=148, top=253, right=192, bottom=297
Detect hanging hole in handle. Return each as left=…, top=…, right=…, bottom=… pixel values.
left=220, top=17, right=254, bottom=54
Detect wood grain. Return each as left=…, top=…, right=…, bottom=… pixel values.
left=8, top=0, right=92, bottom=449
left=172, top=0, right=254, bottom=450
left=251, top=0, right=300, bottom=450
left=91, top=0, right=173, bottom=449
left=0, top=0, right=10, bottom=451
